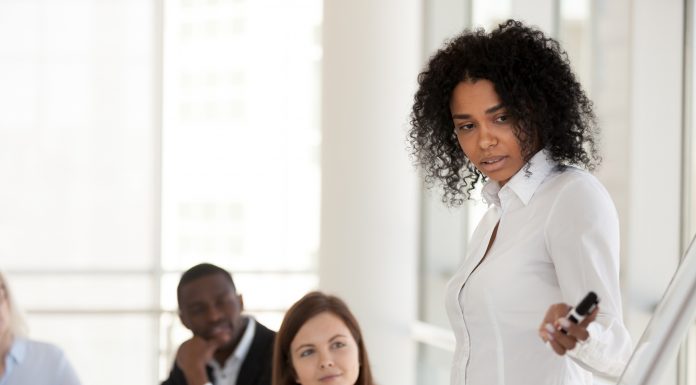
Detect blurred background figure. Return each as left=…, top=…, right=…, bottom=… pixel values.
left=161, top=263, right=274, bottom=385
left=0, top=271, right=82, bottom=385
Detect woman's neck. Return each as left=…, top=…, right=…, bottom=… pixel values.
left=0, top=331, right=13, bottom=359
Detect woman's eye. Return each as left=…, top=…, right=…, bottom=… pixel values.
left=331, top=341, right=347, bottom=349
left=496, top=114, right=509, bottom=123
left=455, top=123, right=474, bottom=131
left=299, top=349, right=314, bottom=358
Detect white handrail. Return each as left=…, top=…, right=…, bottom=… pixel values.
left=411, top=320, right=456, bottom=352
left=618, top=235, right=696, bottom=385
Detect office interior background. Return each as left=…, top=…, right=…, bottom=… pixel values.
left=0, top=0, right=694, bottom=384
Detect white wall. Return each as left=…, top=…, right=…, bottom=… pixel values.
left=625, top=0, right=684, bottom=340
left=319, top=1, right=422, bottom=384
left=593, top=1, right=685, bottom=381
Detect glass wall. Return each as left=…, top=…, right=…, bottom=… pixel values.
left=0, top=1, right=160, bottom=383
left=0, top=1, right=322, bottom=384
left=472, top=0, right=511, bottom=29
left=558, top=0, right=592, bottom=94
left=158, top=0, right=322, bottom=376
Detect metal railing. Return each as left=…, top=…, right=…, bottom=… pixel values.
left=618, top=234, right=696, bottom=385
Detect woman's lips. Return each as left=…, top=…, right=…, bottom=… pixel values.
left=478, top=155, right=507, bottom=173
left=319, top=373, right=342, bottom=382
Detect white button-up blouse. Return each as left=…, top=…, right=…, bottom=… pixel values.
left=445, top=150, right=632, bottom=385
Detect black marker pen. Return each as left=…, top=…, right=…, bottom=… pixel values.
left=561, top=291, right=599, bottom=334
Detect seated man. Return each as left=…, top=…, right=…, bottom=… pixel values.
left=161, top=263, right=275, bottom=385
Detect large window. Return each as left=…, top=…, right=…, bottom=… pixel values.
left=0, top=1, right=160, bottom=383
left=158, top=0, right=321, bottom=377
left=0, top=1, right=321, bottom=384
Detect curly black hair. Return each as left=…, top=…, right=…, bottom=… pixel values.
left=409, top=19, right=600, bottom=206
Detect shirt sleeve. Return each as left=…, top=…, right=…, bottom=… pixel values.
left=544, top=173, right=633, bottom=378
left=56, top=349, right=83, bottom=385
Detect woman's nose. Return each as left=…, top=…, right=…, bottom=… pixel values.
left=319, top=354, right=334, bottom=369
left=478, top=123, right=497, bottom=149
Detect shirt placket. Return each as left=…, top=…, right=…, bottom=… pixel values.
left=460, top=204, right=503, bottom=383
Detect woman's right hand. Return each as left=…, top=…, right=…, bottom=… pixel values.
left=538, top=303, right=599, bottom=355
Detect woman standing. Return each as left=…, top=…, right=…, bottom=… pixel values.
left=409, top=20, right=632, bottom=384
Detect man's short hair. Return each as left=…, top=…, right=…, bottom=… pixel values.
left=177, top=263, right=236, bottom=308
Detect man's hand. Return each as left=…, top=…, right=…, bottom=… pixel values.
left=175, top=336, right=224, bottom=385
left=538, top=303, right=599, bottom=355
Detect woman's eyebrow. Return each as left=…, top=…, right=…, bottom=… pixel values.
left=294, top=343, right=315, bottom=353
left=329, top=334, right=348, bottom=342
left=451, top=104, right=505, bottom=119
left=485, top=104, right=505, bottom=114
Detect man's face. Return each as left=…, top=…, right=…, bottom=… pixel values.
left=178, top=273, right=245, bottom=348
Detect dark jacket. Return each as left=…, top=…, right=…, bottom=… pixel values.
left=161, top=320, right=275, bottom=385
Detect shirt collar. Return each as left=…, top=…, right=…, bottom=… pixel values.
left=482, top=149, right=556, bottom=207
left=7, top=337, right=27, bottom=365
left=232, top=316, right=255, bottom=362
left=209, top=316, right=256, bottom=368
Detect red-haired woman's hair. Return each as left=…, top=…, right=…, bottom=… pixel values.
left=272, top=291, right=375, bottom=385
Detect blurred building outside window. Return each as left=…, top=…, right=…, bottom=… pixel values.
left=0, top=0, right=322, bottom=384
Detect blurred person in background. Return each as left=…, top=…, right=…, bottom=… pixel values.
left=272, top=291, right=375, bottom=385
left=161, top=263, right=274, bottom=385
left=0, top=271, right=82, bottom=385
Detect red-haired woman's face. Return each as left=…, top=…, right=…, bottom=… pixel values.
left=290, top=312, right=360, bottom=385
left=450, top=79, right=525, bottom=186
